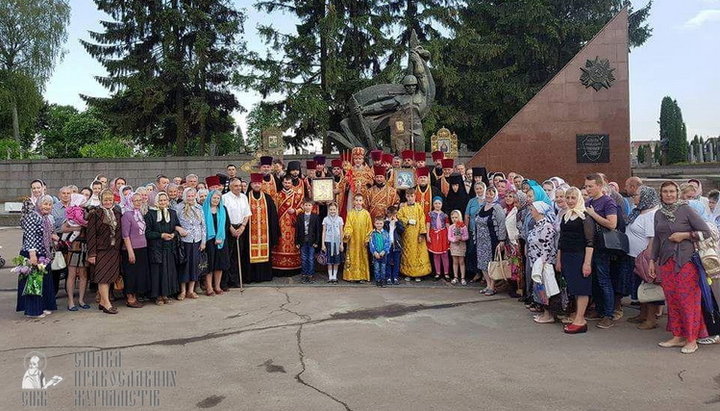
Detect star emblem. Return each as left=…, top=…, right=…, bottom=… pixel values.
left=580, top=56, right=616, bottom=91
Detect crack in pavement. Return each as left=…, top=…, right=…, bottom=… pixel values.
left=0, top=295, right=499, bottom=366
left=274, top=288, right=352, bottom=411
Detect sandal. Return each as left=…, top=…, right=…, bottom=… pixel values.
left=67, top=306, right=79, bottom=312
left=206, top=290, right=215, bottom=297
left=483, top=289, right=496, bottom=296
left=461, top=279, right=467, bottom=286
left=451, top=278, right=458, bottom=284
left=528, top=306, right=543, bottom=313
left=533, top=317, right=555, bottom=324
left=79, top=303, right=91, bottom=310
left=177, top=292, right=185, bottom=301
left=188, top=292, right=199, bottom=299
left=444, top=275, right=451, bottom=281
left=214, top=288, right=224, bottom=295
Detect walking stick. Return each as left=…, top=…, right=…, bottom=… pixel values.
left=236, top=233, right=244, bottom=293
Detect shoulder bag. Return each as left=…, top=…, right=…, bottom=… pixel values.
left=51, top=251, right=67, bottom=271
left=633, top=248, right=660, bottom=284
left=695, top=232, right=720, bottom=279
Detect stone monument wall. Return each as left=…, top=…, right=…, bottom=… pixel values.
left=467, top=9, right=631, bottom=186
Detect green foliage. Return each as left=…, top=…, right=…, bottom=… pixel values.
left=659, top=96, right=688, bottom=165
left=245, top=103, right=283, bottom=151
left=637, top=145, right=645, bottom=163
left=79, top=137, right=134, bottom=158
left=653, top=143, right=661, bottom=163
left=0, top=137, right=22, bottom=159
left=82, top=0, right=245, bottom=156
left=0, top=70, right=44, bottom=148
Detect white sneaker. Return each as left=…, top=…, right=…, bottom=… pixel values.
left=404, top=277, right=411, bottom=282
left=415, top=278, right=421, bottom=282
left=698, top=335, right=720, bottom=345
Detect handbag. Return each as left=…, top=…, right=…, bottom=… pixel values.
left=695, top=232, right=720, bottom=278
left=597, top=227, right=629, bottom=254
left=637, top=281, right=664, bottom=303
left=315, top=250, right=327, bottom=266
left=198, top=251, right=209, bottom=275
left=51, top=251, right=66, bottom=271
left=633, top=248, right=659, bottom=284
left=488, top=249, right=510, bottom=281
left=114, top=276, right=124, bottom=292
left=174, top=237, right=187, bottom=265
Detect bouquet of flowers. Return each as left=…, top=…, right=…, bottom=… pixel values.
left=11, top=255, right=49, bottom=296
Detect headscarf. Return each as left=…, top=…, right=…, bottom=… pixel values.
left=502, top=191, right=516, bottom=214
left=181, top=187, right=201, bottom=219
left=627, top=186, right=660, bottom=224
left=34, top=195, right=55, bottom=255
left=123, top=192, right=146, bottom=232
left=689, top=199, right=713, bottom=223
left=515, top=191, right=529, bottom=210
left=527, top=180, right=552, bottom=206
left=154, top=192, right=171, bottom=223
left=197, top=188, right=209, bottom=205
left=29, top=180, right=46, bottom=206
left=659, top=183, right=687, bottom=223
left=532, top=200, right=556, bottom=224
left=563, top=187, right=587, bottom=223
left=203, top=190, right=226, bottom=249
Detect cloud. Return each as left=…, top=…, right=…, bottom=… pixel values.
left=684, top=9, right=720, bottom=28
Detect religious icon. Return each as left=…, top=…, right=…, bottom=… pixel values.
left=430, top=127, right=459, bottom=158
left=311, top=178, right=335, bottom=202
left=394, top=168, right=415, bottom=190
left=395, top=120, right=405, bottom=133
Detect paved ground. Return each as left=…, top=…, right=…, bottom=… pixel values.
left=1, top=227, right=720, bottom=410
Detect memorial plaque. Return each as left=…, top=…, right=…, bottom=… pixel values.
left=576, top=134, right=610, bottom=163
left=390, top=110, right=412, bottom=153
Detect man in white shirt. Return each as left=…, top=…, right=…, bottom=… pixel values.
left=222, top=178, right=252, bottom=289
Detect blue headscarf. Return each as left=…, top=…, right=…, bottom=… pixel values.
left=527, top=180, right=552, bottom=206
left=203, top=190, right=227, bottom=248
left=689, top=199, right=712, bottom=223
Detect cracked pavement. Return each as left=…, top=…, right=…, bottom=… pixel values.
left=0, top=230, right=719, bottom=411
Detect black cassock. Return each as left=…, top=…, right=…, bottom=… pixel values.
left=245, top=191, right=280, bottom=283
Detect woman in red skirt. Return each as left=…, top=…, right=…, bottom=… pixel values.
left=649, top=181, right=711, bottom=354
left=427, top=197, right=450, bottom=281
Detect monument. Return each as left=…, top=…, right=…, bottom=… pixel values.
left=466, top=9, right=631, bottom=185
left=329, top=30, right=435, bottom=153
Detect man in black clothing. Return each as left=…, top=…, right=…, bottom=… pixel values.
left=295, top=199, right=320, bottom=283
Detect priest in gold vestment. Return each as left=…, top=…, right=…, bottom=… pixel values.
left=397, top=187, right=431, bottom=280
left=343, top=194, right=372, bottom=282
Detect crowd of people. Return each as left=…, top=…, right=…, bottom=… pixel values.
left=14, top=147, right=720, bottom=354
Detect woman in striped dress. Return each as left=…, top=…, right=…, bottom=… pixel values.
left=87, top=190, right=123, bottom=314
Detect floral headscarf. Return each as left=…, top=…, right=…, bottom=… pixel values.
left=659, top=182, right=687, bottom=223
left=532, top=200, right=556, bottom=224
left=35, top=195, right=55, bottom=255
left=627, top=186, right=660, bottom=225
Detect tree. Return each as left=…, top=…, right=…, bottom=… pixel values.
left=659, top=96, right=687, bottom=164
left=0, top=70, right=44, bottom=148
left=428, top=0, right=653, bottom=150
left=82, top=0, right=244, bottom=155
left=0, top=0, right=70, bottom=143
left=80, top=137, right=134, bottom=158
left=34, top=103, right=78, bottom=157
left=238, top=1, right=405, bottom=151
left=637, top=144, right=645, bottom=164
left=653, top=143, right=661, bottom=164
left=244, top=103, right=283, bottom=152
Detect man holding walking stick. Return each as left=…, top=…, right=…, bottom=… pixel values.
left=223, top=178, right=251, bottom=291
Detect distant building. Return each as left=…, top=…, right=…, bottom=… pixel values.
left=631, top=140, right=659, bottom=166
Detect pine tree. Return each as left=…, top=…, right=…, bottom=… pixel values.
left=636, top=145, right=645, bottom=164
left=659, top=96, right=688, bottom=164
left=81, top=0, right=244, bottom=155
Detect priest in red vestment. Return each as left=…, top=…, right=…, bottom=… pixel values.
left=271, top=171, right=305, bottom=276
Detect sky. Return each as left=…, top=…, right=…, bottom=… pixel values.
left=43, top=0, right=720, bottom=144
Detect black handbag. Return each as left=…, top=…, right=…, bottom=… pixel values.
left=174, top=237, right=187, bottom=265
left=597, top=227, right=629, bottom=254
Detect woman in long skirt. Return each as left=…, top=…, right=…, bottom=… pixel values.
left=145, top=192, right=185, bottom=305
left=175, top=188, right=206, bottom=300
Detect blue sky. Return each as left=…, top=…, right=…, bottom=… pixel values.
left=44, top=0, right=719, bottom=142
